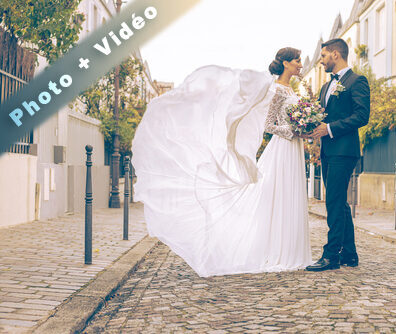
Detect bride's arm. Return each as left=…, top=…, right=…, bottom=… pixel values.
left=263, top=88, right=294, bottom=141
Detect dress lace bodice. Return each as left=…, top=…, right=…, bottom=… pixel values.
left=263, top=83, right=298, bottom=141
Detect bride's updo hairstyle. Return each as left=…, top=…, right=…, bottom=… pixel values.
left=268, top=47, right=301, bottom=75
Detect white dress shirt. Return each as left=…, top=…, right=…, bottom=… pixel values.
left=325, top=67, right=350, bottom=138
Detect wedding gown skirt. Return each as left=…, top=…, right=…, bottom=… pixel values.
left=132, top=65, right=312, bottom=277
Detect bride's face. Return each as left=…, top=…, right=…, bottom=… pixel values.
left=285, top=57, right=302, bottom=76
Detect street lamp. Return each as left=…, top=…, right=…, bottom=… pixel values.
left=109, top=0, right=126, bottom=208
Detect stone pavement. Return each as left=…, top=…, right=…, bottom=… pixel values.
left=308, top=198, right=396, bottom=244
left=0, top=202, right=147, bottom=334
left=83, top=216, right=396, bottom=333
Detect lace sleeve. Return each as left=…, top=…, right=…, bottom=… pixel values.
left=263, top=87, right=294, bottom=141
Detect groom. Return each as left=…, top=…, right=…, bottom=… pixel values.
left=306, top=38, right=370, bottom=272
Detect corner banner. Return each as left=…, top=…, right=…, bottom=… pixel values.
left=0, top=0, right=200, bottom=153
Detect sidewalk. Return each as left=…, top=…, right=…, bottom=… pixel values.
left=308, top=198, right=396, bottom=244
left=0, top=202, right=150, bottom=334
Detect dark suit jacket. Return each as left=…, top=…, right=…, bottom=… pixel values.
left=319, top=69, right=370, bottom=158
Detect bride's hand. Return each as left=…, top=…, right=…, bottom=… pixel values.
left=293, top=131, right=312, bottom=139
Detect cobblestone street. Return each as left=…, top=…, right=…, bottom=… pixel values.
left=0, top=204, right=147, bottom=333
left=83, top=216, right=396, bottom=333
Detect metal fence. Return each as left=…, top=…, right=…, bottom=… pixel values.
left=0, top=68, right=33, bottom=154
left=363, top=130, right=396, bottom=174
left=0, top=26, right=35, bottom=154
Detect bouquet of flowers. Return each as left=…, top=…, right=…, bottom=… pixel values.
left=285, top=81, right=327, bottom=136
left=286, top=97, right=327, bottom=135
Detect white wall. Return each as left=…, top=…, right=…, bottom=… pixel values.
left=300, top=67, right=317, bottom=95
left=67, top=109, right=106, bottom=165
left=360, top=0, right=388, bottom=78
left=35, top=106, right=70, bottom=220
left=68, top=165, right=110, bottom=213
left=393, top=0, right=396, bottom=78
left=0, top=154, right=37, bottom=227
left=340, top=24, right=359, bottom=67
left=36, top=163, right=68, bottom=220
left=67, top=109, right=110, bottom=213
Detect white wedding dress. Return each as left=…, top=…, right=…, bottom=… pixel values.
left=132, top=65, right=312, bottom=277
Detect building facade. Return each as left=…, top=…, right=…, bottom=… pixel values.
left=0, top=0, right=162, bottom=227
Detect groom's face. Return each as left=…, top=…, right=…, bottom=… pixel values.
left=320, top=47, right=336, bottom=73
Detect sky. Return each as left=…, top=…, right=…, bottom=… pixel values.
left=136, top=0, right=356, bottom=86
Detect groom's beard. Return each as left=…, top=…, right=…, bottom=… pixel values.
left=324, top=61, right=335, bottom=73
left=324, top=64, right=335, bottom=73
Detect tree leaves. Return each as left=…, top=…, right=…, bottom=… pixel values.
left=353, top=65, right=396, bottom=149
left=0, top=0, right=84, bottom=63
left=80, top=58, right=144, bottom=155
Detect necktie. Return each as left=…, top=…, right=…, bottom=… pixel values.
left=331, top=73, right=340, bottom=81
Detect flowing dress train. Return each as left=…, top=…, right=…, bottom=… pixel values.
left=132, top=65, right=312, bottom=277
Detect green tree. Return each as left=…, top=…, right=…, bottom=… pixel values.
left=352, top=64, right=396, bottom=149
left=79, top=57, right=144, bottom=154
left=0, top=0, right=84, bottom=63
left=354, top=44, right=368, bottom=61
left=256, top=133, right=272, bottom=161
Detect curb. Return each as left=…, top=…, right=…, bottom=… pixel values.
left=308, top=210, right=396, bottom=244
left=30, top=235, right=159, bottom=334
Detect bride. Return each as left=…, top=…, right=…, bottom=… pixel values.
left=131, top=47, right=312, bottom=277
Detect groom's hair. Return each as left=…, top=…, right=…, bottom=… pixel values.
left=322, top=39, right=349, bottom=60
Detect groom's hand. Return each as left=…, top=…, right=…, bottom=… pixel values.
left=311, top=123, right=328, bottom=139
left=292, top=131, right=312, bottom=139
left=300, top=133, right=312, bottom=139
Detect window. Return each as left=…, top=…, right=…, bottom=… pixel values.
left=363, top=18, right=369, bottom=45
left=376, top=6, right=386, bottom=51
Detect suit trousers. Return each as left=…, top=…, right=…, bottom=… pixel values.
left=321, top=154, right=359, bottom=261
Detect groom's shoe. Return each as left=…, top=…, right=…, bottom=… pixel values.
left=305, top=258, right=340, bottom=272
left=340, top=256, right=359, bottom=267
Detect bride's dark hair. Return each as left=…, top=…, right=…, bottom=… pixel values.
left=269, top=47, right=301, bottom=75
